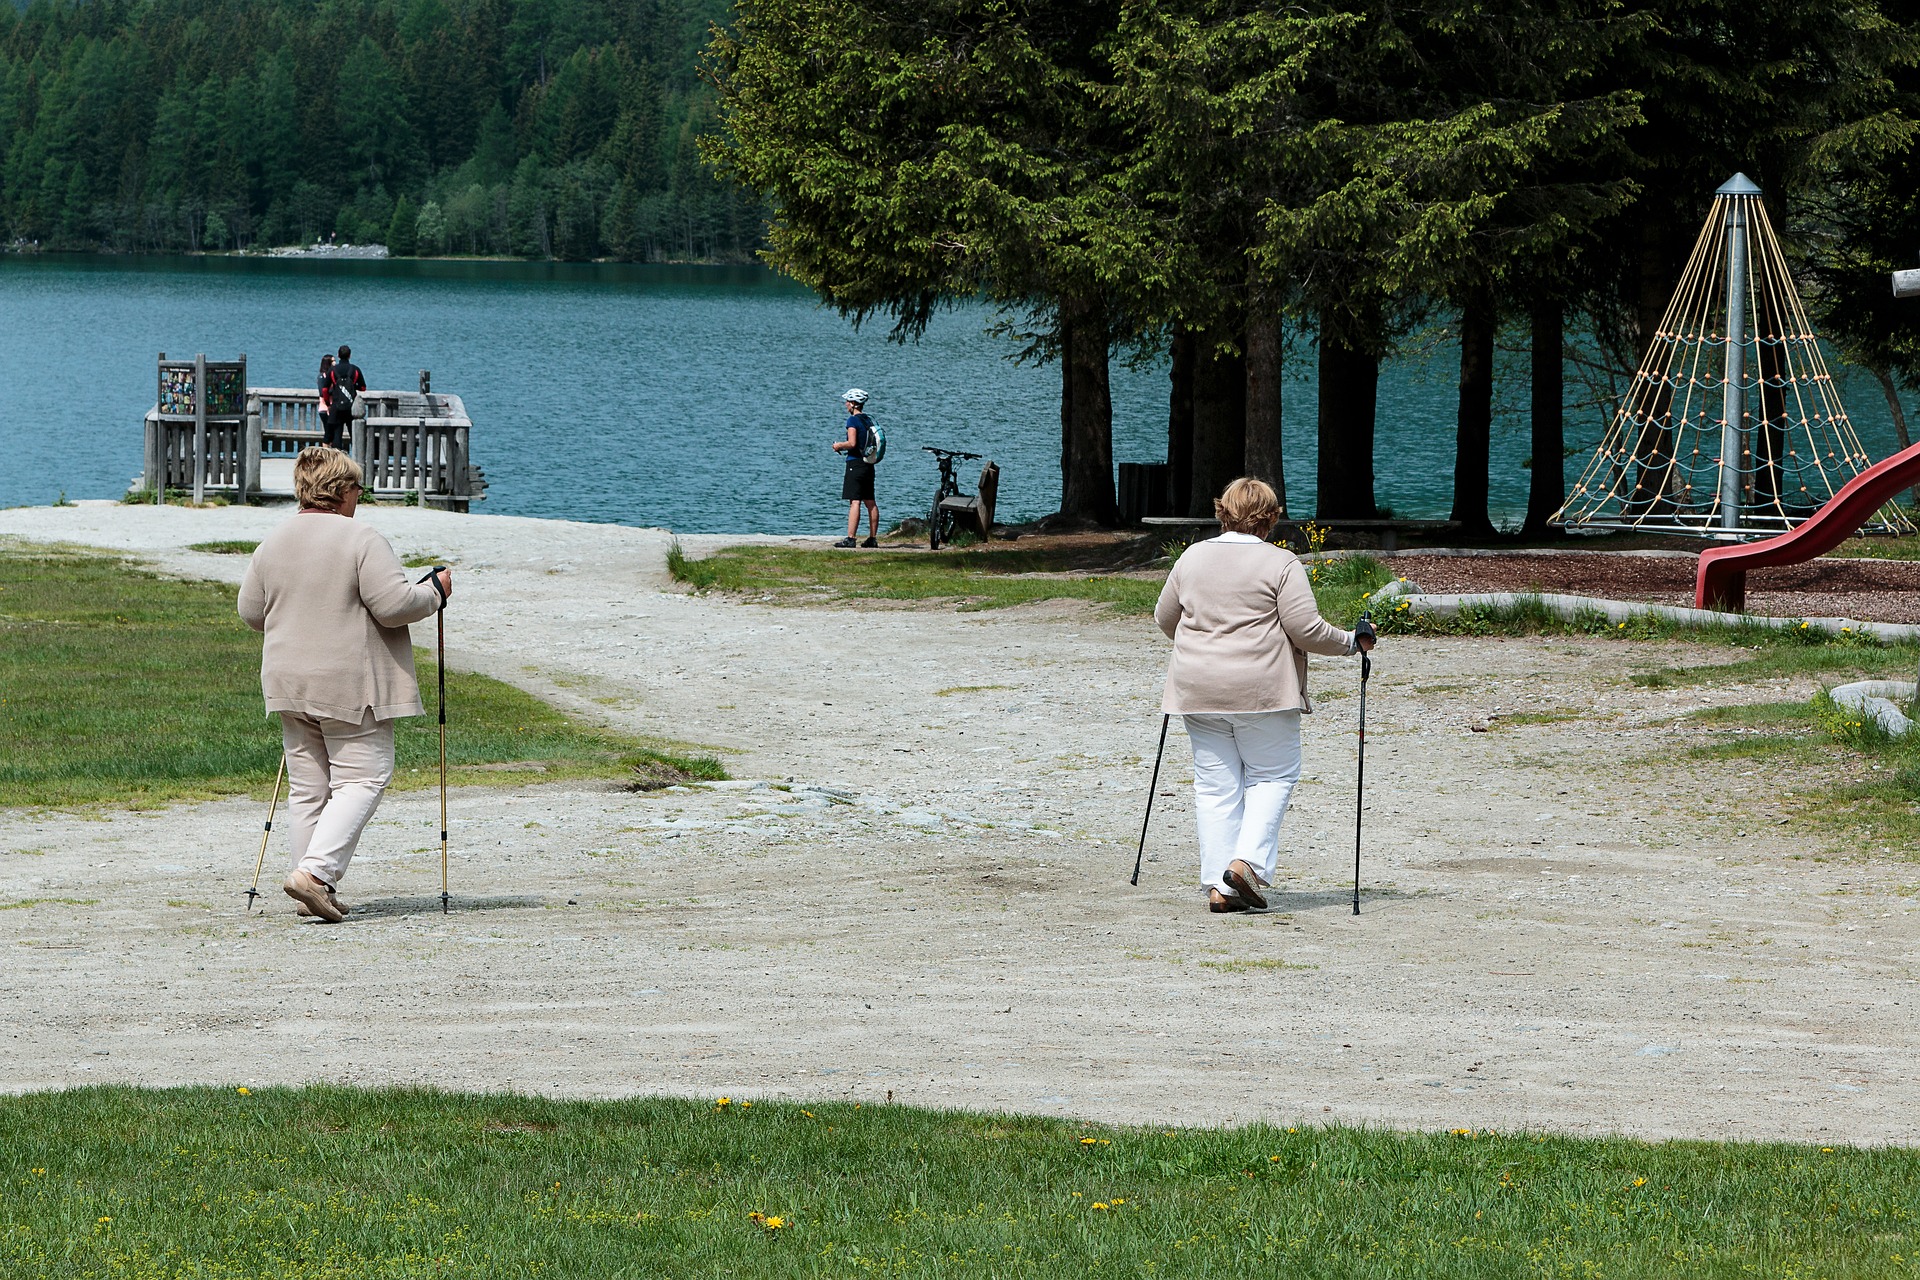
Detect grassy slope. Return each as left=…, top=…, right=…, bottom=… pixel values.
left=667, top=542, right=1391, bottom=624
left=0, top=544, right=720, bottom=807
left=1, top=1087, right=1915, bottom=1278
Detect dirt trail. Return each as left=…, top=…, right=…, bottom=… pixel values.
left=1, top=502, right=1915, bottom=1144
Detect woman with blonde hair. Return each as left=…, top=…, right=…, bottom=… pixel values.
left=239, top=447, right=452, bottom=921
left=1154, top=477, right=1375, bottom=913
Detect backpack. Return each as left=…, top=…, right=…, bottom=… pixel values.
left=329, top=362, right=358, bottom=413
left=857, top=413, right=886, bottom=465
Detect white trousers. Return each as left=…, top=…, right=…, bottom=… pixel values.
left=280, top=710, right=395, bottom=888
left=1184, top=711, right=1303, bottom=898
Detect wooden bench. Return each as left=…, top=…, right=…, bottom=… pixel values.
left=938, top=460, right=999, bottom=538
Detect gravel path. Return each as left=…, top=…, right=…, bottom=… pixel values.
left=1, top=503, right=1916, bottom=1145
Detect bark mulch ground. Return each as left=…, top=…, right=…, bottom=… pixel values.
left=1381, top=552, right=1920, bottom=624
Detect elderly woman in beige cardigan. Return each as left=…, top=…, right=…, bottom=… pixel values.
left=1155, top=477, right=1375, bottom=914
left=239, top=448, right=452, bottom=922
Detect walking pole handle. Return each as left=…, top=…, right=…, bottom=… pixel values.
left=417, top=565, right=451, bottom=610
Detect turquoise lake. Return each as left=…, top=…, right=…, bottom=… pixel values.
left=0, top=255, right=1905, bottom=532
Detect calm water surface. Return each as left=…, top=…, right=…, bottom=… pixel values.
left=0, top=255, right=1903, bottom=531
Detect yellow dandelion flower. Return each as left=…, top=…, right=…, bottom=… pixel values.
left=1072, top=1191, right=1083, bottom=1198
left=236, top=1087, right=250, bottom=1096
left=1080, top=1137, right=1097, bottom=1145
left=802, top=1110, right=814, bottom=1118
left=97, top=1217, right=111, bottom=1224
left=1270, top=1155, right=1281, bottom=1162
left=741, top=1100, right=752, bottom=1108
left=1112, top=1198, right=1125, bottom=1205
left=716, top=1097, right=731, bottom=1107
left=1091, top=1202, right=1110, bottom=1210
left=764, top=1215, right=786, bottom=1230
left=1822, top=1147, right=1835, bottom=1153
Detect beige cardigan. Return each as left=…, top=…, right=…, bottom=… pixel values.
left=238, top=512, right=445, bottom=721
left=1155, top=534, right=1355, bottom=714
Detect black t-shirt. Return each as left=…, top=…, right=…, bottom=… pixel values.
left=844, top=413, right=874, bottom=472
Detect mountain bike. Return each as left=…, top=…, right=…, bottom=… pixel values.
left=923, top=445, right=981, bottom=550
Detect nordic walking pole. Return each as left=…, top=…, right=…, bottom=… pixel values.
left=436, top=586, right=450, bottom=915
left=1352, top=613, right=1375, bottom=916
left=419, top=566, right=452, bottom=914
left=1131, top=714, right=1171, bottom=886
left=243, top=753, right=287, bottom=912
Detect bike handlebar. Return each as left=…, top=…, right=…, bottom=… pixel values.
left=922, top=446, right=982, bottom=460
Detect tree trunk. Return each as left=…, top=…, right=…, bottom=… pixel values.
left=1245, top=308, right=1285, bottom=514
left=1316, top=308, right=1378, bottom=519
left=1870, top=364, right=1920, bottom=508
left=1523, top=298, right=1565, bottom=537
left=1167, top=327, right=1195, bottom=517
left=1450, top=288, right=1496, bottom=537
left=1188, top=334, right=1247, bottom=516
left=1061, top=313, right=1076, bottom=493
left=1059, top=295, right=1118, bottom=524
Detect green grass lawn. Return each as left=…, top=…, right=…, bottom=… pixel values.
left=0, top=543, right=720, bottom=807
left=667, top=541, right=1394, bottom=625
left=2, top=1087, right=1916, bottom=1278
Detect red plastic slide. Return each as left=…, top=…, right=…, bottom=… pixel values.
left=1695, top=441, right=1920, bottom=610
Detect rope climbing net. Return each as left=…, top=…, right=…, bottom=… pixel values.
left=1556, top=176, right=1909, bottom=538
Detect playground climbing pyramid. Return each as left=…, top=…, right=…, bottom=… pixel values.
left=1557, top=173, right=1908, bottom=538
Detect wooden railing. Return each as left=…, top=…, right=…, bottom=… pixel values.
left=142, top=385, right=485, bottom=511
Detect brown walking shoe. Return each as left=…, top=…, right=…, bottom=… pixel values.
left=1208, top=889, right=1249, bottom=914
left=293, top=887, right=351, bottom=917
left=284, top=869, right=346, bottom=922
left=1224, top=860, right=1268, bottom=910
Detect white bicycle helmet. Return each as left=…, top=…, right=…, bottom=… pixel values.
left=842, top=388, right=869, bottom=407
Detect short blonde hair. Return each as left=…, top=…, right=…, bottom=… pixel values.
left=1213, top=477, right=1281, bottom=535
left=294, top=447, right=363, bottom=510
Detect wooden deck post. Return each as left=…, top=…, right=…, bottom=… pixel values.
left=243, top=393, right=263, bottom=500
left=191, top=353, right=207, bottom=505
left=350, top=397, right=369, bottom=478
left=452, top=424, right=470, bottom=513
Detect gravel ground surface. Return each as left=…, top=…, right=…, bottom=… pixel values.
left=1, top=503, right=1917, bottom=1145
left=1387, top=550, right=1920, bottom=623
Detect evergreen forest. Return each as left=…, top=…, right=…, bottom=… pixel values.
left=0, top=0, right=762, bottom=260
left=707, top=0, right=1920, bottom=528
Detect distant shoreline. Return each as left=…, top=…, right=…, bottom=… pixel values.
left=1, top=244, right=763, bottom=268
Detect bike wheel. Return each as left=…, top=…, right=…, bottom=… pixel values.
left=928, top=496, right=945, bottom=550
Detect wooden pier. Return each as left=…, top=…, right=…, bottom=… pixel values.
left=139, top=354, right=486, bottom=511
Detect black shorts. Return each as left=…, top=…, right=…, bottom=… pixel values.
left=842, top=465, right=875, bottom=502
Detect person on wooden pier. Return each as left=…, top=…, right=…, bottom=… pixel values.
left=323, top=344, right=365, bottom=450
left=316, top=354, right=340, bottom=448
left=832, top=387, right=881, bottom=548
left=238, top=447, right=453, bottom=922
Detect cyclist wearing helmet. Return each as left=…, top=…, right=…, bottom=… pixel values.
left=832, top=387, right=880, bottom=548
